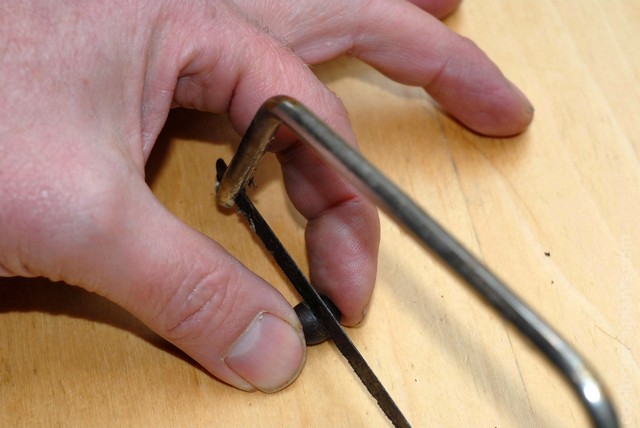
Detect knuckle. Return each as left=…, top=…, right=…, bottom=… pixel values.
left=154, top=259, right=244, bottom=344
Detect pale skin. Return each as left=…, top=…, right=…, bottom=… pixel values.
left=0, top=0, right=533, bottom=393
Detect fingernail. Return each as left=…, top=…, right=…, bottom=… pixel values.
left=509, top=80, right=535, bottom=115
left=352, top=303, right=370, bottom=327
left=224, top=312, right=306, bottom=393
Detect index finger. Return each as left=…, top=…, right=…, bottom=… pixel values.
left=168, top=6, right=380, bottom=326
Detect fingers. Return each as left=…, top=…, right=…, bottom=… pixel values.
left=231, top=20, right=381, bottom=327
left=350, top=1, right=534, bottom=136
left=276, top=144, right=380, bottom=326
left=170, top=5, right=379, bottom=325
left=235, top=0, right=533, bottom=136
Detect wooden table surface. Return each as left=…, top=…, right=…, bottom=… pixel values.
left=2, top=1, right=639, bottom=426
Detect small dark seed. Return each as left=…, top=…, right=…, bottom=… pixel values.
left=294, top=296, right=341, bottom=345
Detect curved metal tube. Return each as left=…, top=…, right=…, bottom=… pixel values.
left=217, top=95, right=619, bottom=427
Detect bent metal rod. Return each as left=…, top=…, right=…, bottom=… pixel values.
left=216, top=95, right=619, bottom=427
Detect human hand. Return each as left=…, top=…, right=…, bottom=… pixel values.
left=0, top=0, right=533, bottom=393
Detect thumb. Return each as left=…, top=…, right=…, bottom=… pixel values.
left=1, top=138, right=306, bottom=391
left=69, top=176, right=306, bottom=393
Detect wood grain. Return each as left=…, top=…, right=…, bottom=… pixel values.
left=1, top=1, right=638, bottom=426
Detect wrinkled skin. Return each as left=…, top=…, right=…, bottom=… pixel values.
left=0, top=0, right=533, bottom=393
